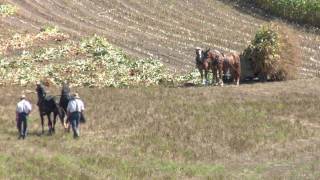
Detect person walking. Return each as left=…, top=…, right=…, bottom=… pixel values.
left=16, top=94, right=32, bottom=139
left=67, top=93, right=85, bottom=138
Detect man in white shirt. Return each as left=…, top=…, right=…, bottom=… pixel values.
left=16, top=94, right=32, bottom=139
left=67, top=93, right=85, bottom=138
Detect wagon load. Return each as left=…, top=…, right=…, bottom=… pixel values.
left=242, top=23, right=300, bottom=81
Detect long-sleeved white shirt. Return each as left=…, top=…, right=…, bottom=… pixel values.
left=67, top=98, right=85, bottom=113
left=16, top=99, right=32, bottom=114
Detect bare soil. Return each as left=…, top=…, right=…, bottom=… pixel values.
left=2, top=0, right=320, bottom=75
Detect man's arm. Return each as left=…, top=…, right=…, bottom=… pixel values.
left=16, top=103, right=19, bottom=122
left=15, top=112, right=19, bottom=122
left=80, top=100, right=85, bottom=112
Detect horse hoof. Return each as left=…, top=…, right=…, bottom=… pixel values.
left=48, top=129, right=53, bottom=136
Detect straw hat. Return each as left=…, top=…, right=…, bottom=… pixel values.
left=20, top=94, right=26, bottom=99
left=195, top=47, right=202, bottom=50
left=72, top=93, right=80, bottom=98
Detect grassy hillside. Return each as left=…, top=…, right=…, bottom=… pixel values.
left=1, top=0, right=320, bottom=78
left=1, top=80, right=320, bottom=179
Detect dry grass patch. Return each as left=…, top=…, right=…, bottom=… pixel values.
left=0, top=79, right=320, bottom=179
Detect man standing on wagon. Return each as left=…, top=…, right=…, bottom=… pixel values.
left=67, top=93, right=85, bottom=139
left=16, top=94, right=32, bottom=139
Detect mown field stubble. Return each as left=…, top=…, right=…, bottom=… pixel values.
left=1, top=80, right=320, bottom=179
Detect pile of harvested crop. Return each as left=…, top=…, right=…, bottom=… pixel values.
left=242, top=23, right=300, bottom=81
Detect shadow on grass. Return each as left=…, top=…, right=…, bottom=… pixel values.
left=2, top=128, right=57, bottom=139
left=177, top=78, right=270, bottom=88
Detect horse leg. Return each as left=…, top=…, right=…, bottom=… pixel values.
left=214, top=69, right=219, bottom=86
left=232, top=68, right=240, bottom=86
left=230, top=69, right=236, bottom=85
left=61, top=110, right=67, bottom=129
left=57, top=106, right=65, bottom=127
left=204, top=70, right=209, bottom=85
left=52, top=113, right=57, bottom=134
left=236, top=71, right=240, bottom=86
left=61, top=112, right=69, bottom=132
left=64, top=117, right=69, bottom=132
left=236, top=77, right=240, bottom=86
left=212, top=67, right=216, bottom=86
left=40, top=113, right=44, bottom=134
left=199, top=68, right=205, bottom=85
left=47, top=114, right=53, bottom=135
left=218, top=68, right=224, bottom=87
left=220, top=73, right=224, bottom=87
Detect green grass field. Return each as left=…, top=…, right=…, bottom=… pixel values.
left=1, top=80, right=320, bottom=179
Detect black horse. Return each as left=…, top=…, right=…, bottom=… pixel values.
left=59, top=82, right=86, bottom=128
left=59, top=82, right=71, bottom=129
left=36, top=84, right=63, bottom=134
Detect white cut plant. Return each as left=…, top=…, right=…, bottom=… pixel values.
left=0, top=4, right=17, bottom=17
left=0, top=34, right=200, bottom=87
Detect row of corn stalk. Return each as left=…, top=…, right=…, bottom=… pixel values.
left=232, top=0, right=320, bottom=27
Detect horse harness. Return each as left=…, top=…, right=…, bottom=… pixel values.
left=195, top=50, right=204, bottom=65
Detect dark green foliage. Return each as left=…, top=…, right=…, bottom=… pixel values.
left=232, top=0, right=320, bottom=27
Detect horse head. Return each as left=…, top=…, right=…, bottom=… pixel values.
left=203, top=48, right=211, bottom=59
left=59, top=82, right=71, bottom=112
left=195, top=47, right=204, bottom=63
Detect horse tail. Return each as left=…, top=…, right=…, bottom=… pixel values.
left=232, top=53, right=240, bottom=63
left=230, top=53, right=241, bottom=83
left=232, top=53, right=241, bottom=74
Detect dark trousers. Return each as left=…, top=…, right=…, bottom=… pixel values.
left=17, top=113, right=28, bottom=137
left=70, top=112, right=81, bottom=138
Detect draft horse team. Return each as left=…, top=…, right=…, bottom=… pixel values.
left=16, top=46, right=239, bottom=139
left=35, top=82, right=85, bottom=138
left=16, top=81, right=85, bottom=140
left=195, top=47, right=241, bottom=86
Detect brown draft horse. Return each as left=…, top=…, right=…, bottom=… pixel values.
left=206, top=50, right=241, bottom=86
left=195, top=47, right=211, bottom=85
left=206, top=50, right=224, bottom=86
